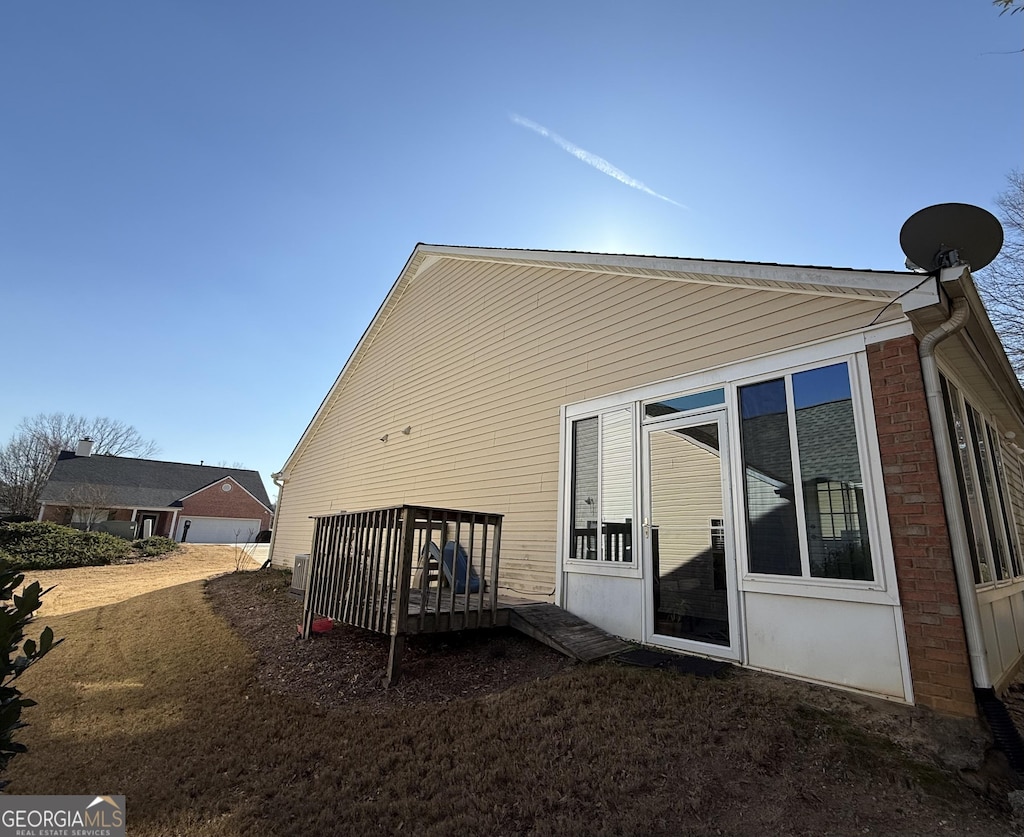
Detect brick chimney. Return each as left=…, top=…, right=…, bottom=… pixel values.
left=75, top=437, right=95, bottom=457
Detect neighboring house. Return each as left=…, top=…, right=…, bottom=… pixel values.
left=270, top=244, right=1024, bottom=718
left=39, top=439, right=273, bottom=543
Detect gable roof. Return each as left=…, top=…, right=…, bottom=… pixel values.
left=276, top=244, right=940, bottom=478
left=39, top=453, right=272, bottom=510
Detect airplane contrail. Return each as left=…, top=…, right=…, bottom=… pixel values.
left=510, top=113, right=686, bottom=209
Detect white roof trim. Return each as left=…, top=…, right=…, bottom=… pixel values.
left=416, top=245, right=937, bottom=304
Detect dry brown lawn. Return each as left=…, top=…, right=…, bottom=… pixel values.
left=19, top=543, right=259, bottom=617
left=5, top=566, right=1022, bottom=836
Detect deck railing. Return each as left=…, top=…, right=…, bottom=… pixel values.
left=301, top=504, right=503, bottom=683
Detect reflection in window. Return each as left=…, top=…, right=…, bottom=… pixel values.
left=739, top=362, right=872, bottom=581
left=570, top=417, right=598, bottom=560
left=967, top=406, right=1010, bottom=581
left=943, top=372, right=1024, bottom=586
left=740, top=378, right=801, bottom=575
left=569, top=410, right=634, bottom=563
left=941, top=377, right=989, bottom=584
left=600, top=410, right=634, bottom=562
left=793, top=364, right=872, bottom=581
left=711, top=518, right=726, bottom=590
left=645, top=388, right=725, bottom=420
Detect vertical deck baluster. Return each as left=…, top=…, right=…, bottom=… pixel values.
left=490, top=515, right=501, bottom=620
left=355, top=510, right=372, bottom=626
left=438, top=509, right=449, bottom=620
left=363, top=510, right=376, bottom=628
left=450, top=511, right=460, bottom=623
left=355, top=510, right=372, bottom=628
left=338, top=513, right=356, bottom=624
left=374, top=508, right=391, bottom=633
left=329, top=516, right=345, bottom=618
left=463, top=515, right=473, bottom=623
left=376, top=509, right=390, bottom=634
left=318, top=517, right=334, bottom=620
left=365, top=509, right=384, bottom=629
left=475, top=516, right=487, bottom=621
left=417, top=513, right=433, bottom=633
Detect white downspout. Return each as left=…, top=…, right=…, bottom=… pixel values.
left=918, top=295, right=991, bottom=689
left=267, top=472, right=287, bottom=568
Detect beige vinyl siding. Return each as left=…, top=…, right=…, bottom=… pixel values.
left=273, top=257, right=893, bottom=595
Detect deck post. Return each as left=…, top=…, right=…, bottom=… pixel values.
left=385, top=634, right=406, bottom=687
left=300, top=521, right=324, bottom=640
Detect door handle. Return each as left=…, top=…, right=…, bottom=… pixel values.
left=642, top=517, right=651, bottom=538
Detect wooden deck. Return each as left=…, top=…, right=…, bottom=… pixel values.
left=300, top=505, right=628, bottom=683
left=404, top=591, right=628, bottom=663
left=405, top=588, right=509, bottom=633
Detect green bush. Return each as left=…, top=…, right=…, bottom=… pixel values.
left=0, top=522, right=131, bottom=570
left=0, top=565, right=61, bottom=787
left=134, top=536, right=179, bottom=557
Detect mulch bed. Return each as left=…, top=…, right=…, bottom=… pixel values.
left=206, top=569, right=575, bottom=711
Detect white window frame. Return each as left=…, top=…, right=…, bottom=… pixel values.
left=557, top=326, right=905, bottom=606
left=561, top=404, right=642, bottom=578
left=940, top=372, right=1023, bottom=589
left=731, top=354, right=888, bottom=595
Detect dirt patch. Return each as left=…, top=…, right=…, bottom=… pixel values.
left=24, top=544, right=259, bottom=617
left=207, top=569, right=574, bottom=709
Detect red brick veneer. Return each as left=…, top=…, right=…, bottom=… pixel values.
left=179, top=478, right=272, bottom=532
left=867, top=335, right=976, bottom=716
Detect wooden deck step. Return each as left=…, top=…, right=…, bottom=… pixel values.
left=508, top=603, right=631, bottom=662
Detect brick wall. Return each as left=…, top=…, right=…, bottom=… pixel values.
left=867, top=334, right=976, bottom=717
left=39, top=505, right=66, bottom=523
left=180, top=478, right=272, bottom=530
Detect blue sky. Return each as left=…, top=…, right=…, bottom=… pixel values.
left=1, top=1, right=1021, bottom=501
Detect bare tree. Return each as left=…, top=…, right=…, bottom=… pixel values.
left=976, top=170, right=1024, bottom=377
left=993, top=1, right=1024, bottom=15
left=62, top=483, right=117, bottom=531
left=0, top=413, right=157, bottom=518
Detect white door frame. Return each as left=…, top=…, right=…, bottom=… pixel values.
left=641, top=409, right=742, bottom=661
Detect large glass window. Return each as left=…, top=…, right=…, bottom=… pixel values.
left=739, top=362, right=873, bottom=581
left=941, top=376, right=1022, bottom=585
left=569, top=408, right=634, bottom=563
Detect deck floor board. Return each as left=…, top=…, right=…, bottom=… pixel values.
left=401, top=592, right=628, bottom=662
left=507, top=603, right=631, bottom=662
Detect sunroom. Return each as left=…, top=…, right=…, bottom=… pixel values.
left=558, top=335, right=912, bottom=702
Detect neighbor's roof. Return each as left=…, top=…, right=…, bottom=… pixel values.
left=39, top=453, right=272, bottom=510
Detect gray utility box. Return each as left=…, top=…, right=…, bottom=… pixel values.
left=290, top=554, right=311, bottom=599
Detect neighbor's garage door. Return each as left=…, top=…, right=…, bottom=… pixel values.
left=174, top=516, right=263, bottom=544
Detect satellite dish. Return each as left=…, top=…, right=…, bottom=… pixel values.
left=900, top=203, right=1003, bottom=273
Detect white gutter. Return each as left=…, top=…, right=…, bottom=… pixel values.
left=918, top=295, right=991, bottom=689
